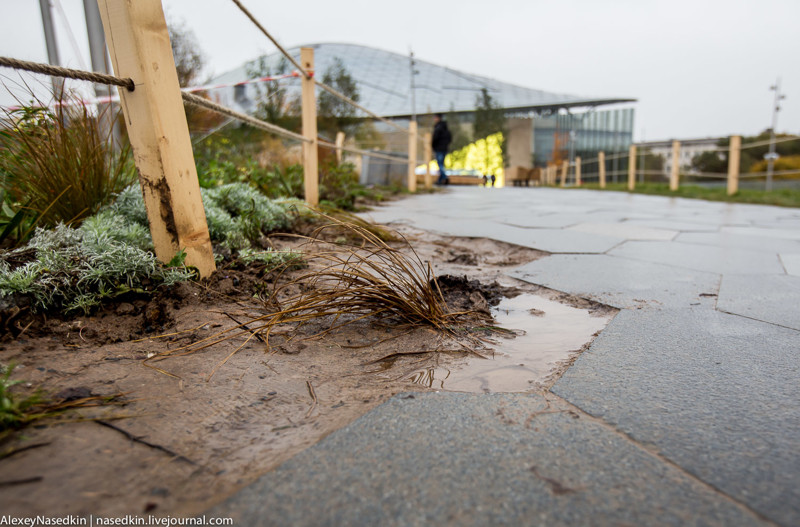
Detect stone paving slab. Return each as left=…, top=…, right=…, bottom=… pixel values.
left=511, top=254, right=720, bottom=309
left=676, top=232, right=800, bottom=254
left=718, top=274, right=800, bottom=330
left=489, top=228, right=623, bottom=254
left=552, top=308, right=800, bottom=527
left=779, top=254, right=800, bottom=276
left=623, top=218, right=722, bottom=232
left=216, top=188, right=799, bottom=526
left=568, top=222, right=678, bottom=241
left=609, top=240, right=786, bottom=275
left=722, top=226, right=800, bottom=241
left=212, top=392, right=767, bottom=527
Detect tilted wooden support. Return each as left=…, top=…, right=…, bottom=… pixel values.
left=97, top=0, right=215, bottom=277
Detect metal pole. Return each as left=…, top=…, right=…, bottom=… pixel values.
left=766, top=78, right=785, bottom=192
left=84, top=0, right=115, bottom=142
left=409, top=51, right=416, bottom=122
left=639, top=128, right=645, bottom=184
left=38, top=0, right=63, bottom=94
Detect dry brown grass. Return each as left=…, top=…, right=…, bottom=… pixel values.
left=146, top=214, right=491, bottom=378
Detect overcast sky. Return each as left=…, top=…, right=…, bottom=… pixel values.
left=1, top=0, right=798, bottom=141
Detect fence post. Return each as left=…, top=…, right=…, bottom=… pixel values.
left=300, top=47, right=319, bottom=205
left=628, top=145, right=637, bottom=190
left=423, top=132, right=432, bottom=189
left=670, top=140, right=680, bottom=191
left=407, top=121, right=417, bottom=192
left=598, top=151, right=606, bottom=188
left=727, top=135, right=741, bottom=196
left=335, top=131, right=345, bottom=164
left=560, top=161, right=568, bottom=187
left=575, top=156, right=582, bottom=186
left=96, top=0, right=215, bottom=278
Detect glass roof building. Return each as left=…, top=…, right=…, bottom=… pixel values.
left=209, top=43, right=636, bottom=170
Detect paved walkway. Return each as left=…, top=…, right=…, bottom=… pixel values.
left=213, top=187, right=800, bottom=526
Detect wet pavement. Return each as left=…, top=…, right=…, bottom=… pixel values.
left=212, top=187, right=800, bottom=526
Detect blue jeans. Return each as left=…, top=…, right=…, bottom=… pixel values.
left=434, top=150, right=447, bottom=184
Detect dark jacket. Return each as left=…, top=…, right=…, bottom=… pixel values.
left=432, top=121, right=452, bottom=153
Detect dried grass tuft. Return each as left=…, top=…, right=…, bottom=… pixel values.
left=148, top=213, right=491, bottom=378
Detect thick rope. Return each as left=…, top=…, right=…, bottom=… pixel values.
left=181, top=92, right=310, bottom=144
left=226, top=0, right=409, bottom=136
left=0, top=56, right=134, bottom=91
left=229, top=0, right=308, bottom=79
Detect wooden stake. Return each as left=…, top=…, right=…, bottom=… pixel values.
left=560, top=161, right=568, bottom=187
left=97, top=0, right=214, bottom=277
left=575, top=156, right=582, bottom=186
left=301, top=47, right=319, bottom=205
left=727, top=135, right=741, bottom=196
left=628, top=145, right=637, bottom=191
left=598, top=151, right=606, bottom=189
left=407, top=121, right=418, bottom=192
left=670, top=140, right=680, bottom=191
left=423, top=132, right=432, bottom=189
left=335, top=131, right=345, bottom=164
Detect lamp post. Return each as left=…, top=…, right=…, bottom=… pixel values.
left=765, top=78, right=786, bottom=192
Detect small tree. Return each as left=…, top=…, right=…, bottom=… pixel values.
left=473, top=88, right=506, bottom=165
left=445, top=107, right=473, bottom=152
left=168, top=20, right=205, bottom=88
left=248, top=56, right=300, bottom=133
left=691, top=151, right=727, bottom=174
left=168, top=20, right=222, bottom=132
left=317, top=58, right=361, bottom=140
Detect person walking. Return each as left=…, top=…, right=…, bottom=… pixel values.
left=431, top=113, right=452, bottom=185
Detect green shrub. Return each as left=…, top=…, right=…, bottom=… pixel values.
left=238, top=248, right=306, bottom=270
left=0, top=224, right=192, bottom=314
left=0, top=92, right=135, bottom=244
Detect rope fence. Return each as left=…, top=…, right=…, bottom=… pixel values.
left=228, top=0, right=411, bottom=137
left=181, top=91, right=310, bottom=144
left=229, top=0, right=309, bottom=79
left=0, top=55, right=134, bottom=91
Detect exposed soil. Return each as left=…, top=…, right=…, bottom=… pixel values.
left=0, top=225, right=615, bottom=517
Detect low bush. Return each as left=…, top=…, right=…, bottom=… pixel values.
left=0, top=223, right=193, bottom=314
left=0, top=91, right=135, bottom=245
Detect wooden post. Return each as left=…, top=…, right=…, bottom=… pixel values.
left=423, top=132, right=432, bottom=189
left=335, top=131, right=345, bottom=164
left=97, top=0, right=215, bottom=277
left=628, top=145, right=637, bottom=191
left=407, top=121, right=417, bottom=192
left=300, top=47, right=319, bottom=205
left=727, top=135, right=741, bottom=196
left=575, top=156, right=582, bottom=186
left=560, top=160, right=568, bottom=187
left=670, top=140, right=680, bottom=191
left=598, top=151, right=606, bottom=189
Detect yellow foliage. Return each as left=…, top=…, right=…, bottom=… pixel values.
left=749, top=155, right=800, bottom=173
left=445, top=132, right=505, bottom=183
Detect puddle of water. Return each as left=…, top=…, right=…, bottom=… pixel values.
left=413, top=294, right=612, bottom=393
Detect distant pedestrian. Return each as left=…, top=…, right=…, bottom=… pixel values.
left=431, top=113, right=452, bottom=185
left=490, top=174, right=496, bottom=187
left=482, top=174, right=488, bottom=187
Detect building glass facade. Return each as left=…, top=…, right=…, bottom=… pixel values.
left=532, top=107, right=634, bottom=167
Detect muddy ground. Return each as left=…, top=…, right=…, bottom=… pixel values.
left=0, top=224, right=615, bottom=517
